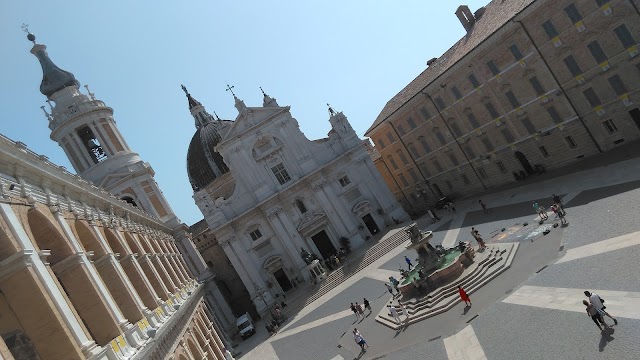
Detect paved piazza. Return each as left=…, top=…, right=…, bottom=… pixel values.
left=237, top=155, right=640, bottom=360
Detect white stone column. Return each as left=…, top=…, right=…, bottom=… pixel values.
left=53, top=213, right=145, bottom=348
left=313, top=181, right=353, bottom=237
left=268, top=208, right=307, bottom=271
left=0, top=203, right=104, bottom=358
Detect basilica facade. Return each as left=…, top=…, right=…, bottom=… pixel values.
left=184, top=88, right=408, bottom=317
left=0, top=34, right=234, bottom=360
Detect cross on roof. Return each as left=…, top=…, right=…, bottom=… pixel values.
left=225, top=84, right=236, bottom=97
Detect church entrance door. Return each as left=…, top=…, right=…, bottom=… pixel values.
left=311, top=230, right=336, bottom=260
left=273, top=269, right=293, bottom=292
left=362, top=214, right=380, bottom=235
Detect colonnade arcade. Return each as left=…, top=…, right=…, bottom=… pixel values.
left=0, top=187, right=204, bottom=359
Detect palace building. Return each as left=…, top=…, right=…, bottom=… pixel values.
left=366, top=0, right=640, bottom=215
left=183, top=87, right=408, bottom=318
left=0, top=33, right=234, bottom=360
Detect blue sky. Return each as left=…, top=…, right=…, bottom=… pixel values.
left=1, top=0, right=489, bottom=226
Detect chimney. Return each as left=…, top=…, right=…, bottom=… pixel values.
left=455, top=5, right=475, bottom=32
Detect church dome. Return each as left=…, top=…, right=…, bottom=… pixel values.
left=186, top=121, right=230, bottom=191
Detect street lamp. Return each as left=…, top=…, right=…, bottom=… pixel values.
left=253, top=284, right=273, bottom=321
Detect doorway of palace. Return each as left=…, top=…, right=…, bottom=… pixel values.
left=311, top=230, right=336, bottom=259
left=273, top=269, right=293, bottom=292
left=515, top=151, right=534, bottom=174
left=361, top=214, right=380, bottom=235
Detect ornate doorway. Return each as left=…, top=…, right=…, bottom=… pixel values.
left=515, top=151, right=534, bottom=175
left=273, top=269, right=293, bottom=292
left=311, top=230, right=336, bottom=259
left=361, top=214, right=380, bottom=235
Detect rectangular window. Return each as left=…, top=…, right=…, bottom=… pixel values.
left=484, top=102, right=500, bottom=119
left=461, top=174, right=470, bottom=184
left=547, top=106, right=563, bottom=124
left=451, top=86, right=462, bottom=100
left=399, top=174, right=409, bottom=187
left=433, top=159, right=443, bottom=172
left=408, top=144, right=420, bottom=158
left=446, top=180, right=454, bottom=190
left=338, top=175, right=351, bottom=187
left=521, top=117, right=536, bottom=134
left=450, top=122, right=463, bottom=137
left=487, top=60, right=500, bottom=76
left=448, top=153, right=459, bottom=166
left=408, top=168, right=420, bottom=182
left=603, top=119, right=619, bottom=133
left=468, top=73, right=480, bottom=88
left=435, top=97, right=446, bottom=110
left=481, top=137, right=494, bottom=152
left=613, top=24, right=636, bottom=48
left=386, top=131, right=396, bottom=143
left=529, top=76, right=546, bottom=96
left=466, top=112, right=480, bottom=128
left=464, top=145, right=476, bottom=159
left=496, top=161, right=506, bottom=173
left=564, top=3, right=583, bottom=24
left=420, top=164, right=431, bottom=178
left=505, top=91, right=521, bottom=109
left=377, top=138, right=385, bottom=149
left=420, top=106, right=431, bottom=121
left=607, top=75, right=628, bottom=96
left=398, top=151, right=410, bottom=165
left=477, top=167, right=488, bottom=179
left=396, top=124, right=406, bottom=136
left=563, top=55, right=583, bottom=77
left=407, top=117, right=417, bottom=129
left=271, top=163, right=291, bottom=185
left=509, top=44, right=523, bottom=60
left=249, top=229, right=262, bottom=241
left=565, top=136, right=578, bottom=149
left=501, top=128, right=515, bottom=143
left=582, top=88, right=602, bottom=107
left=539, top=146, right=550, bottom=158
left=419, top=138, right=431, bottom=154
left=542, top=20, right=559, bottom=39
left=587, top=41, right=608, bottom=64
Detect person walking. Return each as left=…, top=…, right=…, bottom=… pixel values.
left=471, top=227, right=487, bottom=249
left=353, top=329, right=369, bottom=351
left=557, top=205, right=567, bottom=225
left=584, top=300, right=609, bottom=331
left=479, top=200, right=489, bottom=214
left=350, top=303, right=359, bottom=320
left=585, top=291, right=617, bottom=325
left=398, top=301, right=409, bottom=323
left=458, top=285, right=471, bottom=307
left=355, top=302, right=365, bottom=319
left=385, top=283, right=395, bottom=297
left=363, top=298, right=372, bottom=315
left=533, top=201, right=548, bottom=220
left=389, top=305, right=401, bottom=325
left=389, top=276, right=400, bottom=294
left=404, top=256, right=414, bottom=270
left=449, top=201, right=456, bottom=213
left=552, top=194, right=565, bottom=214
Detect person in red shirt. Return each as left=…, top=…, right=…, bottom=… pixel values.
left=458, top=285, right=471, bottom=307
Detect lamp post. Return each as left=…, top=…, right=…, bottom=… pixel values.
left=253, top=284, right=273, bottom=322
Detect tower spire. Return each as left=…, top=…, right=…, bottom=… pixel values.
left=181, top=84, right=202, bottom=110
left=26, top=31, right=80, bottom=97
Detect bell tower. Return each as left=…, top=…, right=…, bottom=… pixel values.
left=27, top=32, right=180, bottom=228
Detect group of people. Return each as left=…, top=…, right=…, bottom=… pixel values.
left=470, top=227, right=487, bottom=250
left=385, top=277, right=400, bottom=297
left=387, top=301, right=409, bottom=325
left=583, top=290, right=618, bottom=332
left=533, top=194, right=567, bottom=225
left=350, top=299, right=372, bottom=320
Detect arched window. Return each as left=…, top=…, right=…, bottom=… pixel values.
left=435, top=131, right=446, bottom=146
left=295, top=199, right=307, bottom=214
left=407, top=143, right=420, bottom=158
left=396, top=150, right=409, bottom=165
left=419, top=137, right=431, bottom=154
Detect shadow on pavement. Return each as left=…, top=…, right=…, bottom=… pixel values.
left=462, top=196, right=563, bottom=229
left=565, top=180, right=640, bottom=209
left=599, top=327, right=615, bottom=352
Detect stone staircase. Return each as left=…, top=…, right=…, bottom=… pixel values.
left=281, top=227, right=410, bottom=320
left=375, top=242, right=519, bottom=330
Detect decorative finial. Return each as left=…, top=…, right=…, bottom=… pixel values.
left=327, top=103, right=336, bottom=116
left=260, top=87, right=267, bottom=97
left=181, top=84, right=189, bottom=95
left=84, top=85, right=96, bottom=101
left=40, top=106, right=53, bottom=121
left=225, top=83, right=236, bottom=97
left=22, top=24, right=36, bottom=44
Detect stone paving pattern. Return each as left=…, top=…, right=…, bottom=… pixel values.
left=237, top=155, right=640, bottom=360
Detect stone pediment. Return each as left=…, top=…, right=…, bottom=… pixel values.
left=222, top=107, right=289, bottom=142
left=297, top=212, right=327, bottom=234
